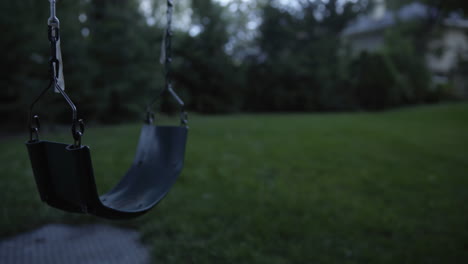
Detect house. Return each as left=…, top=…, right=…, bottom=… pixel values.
left=341, top=1, right=468, bottom=98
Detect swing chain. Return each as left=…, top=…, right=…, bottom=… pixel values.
left=48, top=0, right=60, bottom=80
left=180, top=110, right=188, bottom=126
left=165, top=0, right=173, bottom=87
left=145, top=111, right=155, bottom=124
left=72, top=119, right=85, bottom=147
left=29, top=115, right=41, bottom=142
left=165, top=0, right=188, bottom=127
left=146, top=0, right=188, bottom=127
left=30, top=0, right=84, bottom=148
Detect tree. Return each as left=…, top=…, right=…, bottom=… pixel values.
left=389, top=0, right=468, bottom=15
left=86, top=0, right=157, bottom=122
left=0, top=0, right=88, bottom=126
left=172, top=0, right=242, bottom=113
left=246, top=0, right=366, bottom=111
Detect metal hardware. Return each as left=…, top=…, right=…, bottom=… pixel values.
left=29, top=115, right=41, bottom=142
left=48, top=0, right=60, bottom=29
left=146, top=0, right=188, bottom=127
left=145, top=111, right=155, bottom=124
left=28, top=0, right=84, bottom=146
left=72, top=119, right=85, bottom=148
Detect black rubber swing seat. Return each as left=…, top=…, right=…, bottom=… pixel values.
left=26, top=124, right=188, bottom=219
left=26, top=0, right=187, bottom=219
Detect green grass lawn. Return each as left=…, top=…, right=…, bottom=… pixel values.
left=1, top=103, right=468, bottom=263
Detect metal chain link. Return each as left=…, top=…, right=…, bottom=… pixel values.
left=165, top=0, right=173, bottom=89
left=48, top=0, right=60, bottom=81
left=28, top=0, right=84, bottom=147
left=48, top=0, right=83, bottom=147
left=146, top=0, right=188, bottom=127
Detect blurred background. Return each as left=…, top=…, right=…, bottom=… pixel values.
left=1, top=0, right=468, bottom=263
left=1, top=0, right=468, bottom=126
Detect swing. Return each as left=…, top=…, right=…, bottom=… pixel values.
left=25, top=0, right=188, bottom=219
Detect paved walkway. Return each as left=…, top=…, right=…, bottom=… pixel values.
left=0, top=224, right=151, bottom=264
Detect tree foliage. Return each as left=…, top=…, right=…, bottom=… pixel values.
left=173, top=0, right=243, bottom=113
left=0, top=0, right=462, bottom=127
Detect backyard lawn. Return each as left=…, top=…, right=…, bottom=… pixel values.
left=1, top=103, right=467, bottom=263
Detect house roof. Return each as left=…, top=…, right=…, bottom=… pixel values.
left=341, top=2, right=468, bottom=37
left=444, top=15, right=468, bottom=28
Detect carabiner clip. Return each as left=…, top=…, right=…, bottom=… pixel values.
left=29, top=115, right=41, bottom=142
left=71, top=119, right=85, bottom=148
